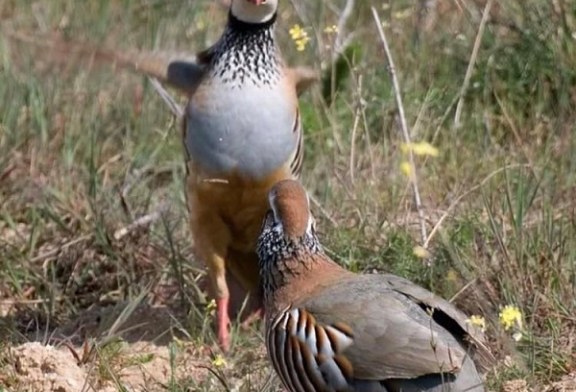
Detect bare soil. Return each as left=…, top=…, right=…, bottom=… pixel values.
left=1, top=300, right=273, bottom=391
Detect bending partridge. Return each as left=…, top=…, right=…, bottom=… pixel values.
left=257, top=180, right=492, bottom=391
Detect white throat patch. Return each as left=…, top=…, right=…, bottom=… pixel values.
left=231, top=0, right=278, bottom=24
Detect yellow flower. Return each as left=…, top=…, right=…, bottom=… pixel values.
left=206, top=299, right=217, bottom=315
left=323, top=25, right=338, bottom=34
left=499, top=305, right=522, bottom=331
left=393, top=9, right=413, bottom=20
left=295, top=36, right=310, bottom=52
left=400, top=142, right=439, bottom=157
left=212, top=354, right=227, bottom=368
left=412, top=142, right=439, bottom=157
left=289, top=24, right=306, bottom=40
left=412, top=246, right=430, bottom=259
left=289, top=24, right=310, bottom=51
left=400, top=161, right=413, bottom=178
left=466, top=315, right=487, bottom=333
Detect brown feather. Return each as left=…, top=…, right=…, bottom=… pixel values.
left=269, top=179, right=310, bottom=238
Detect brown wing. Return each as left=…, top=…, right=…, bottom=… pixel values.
left=301, top=274, right=469, bottom=381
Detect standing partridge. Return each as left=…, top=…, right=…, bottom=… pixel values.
left=180, top=0, right=315, bottom=352
left=257, top=180, right=492, bottom=391
left=2, top=0, right=317, bottom=353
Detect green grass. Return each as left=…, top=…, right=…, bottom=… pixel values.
left=1, top=0, right=576, bottom=390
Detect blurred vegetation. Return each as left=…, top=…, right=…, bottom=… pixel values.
left=1, top=0, right=576, bottom=390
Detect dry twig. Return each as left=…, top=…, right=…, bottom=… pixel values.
left=31, top=234, right=92, bottom=264
left=148, top=77, right=184, bottom=118
left=424, top=164, right=531, bottom=248
left=453, top=0, right=494, bottom=128
left=371, top=7, right=428, bottom=258
left=333, top=0, right=356, bottom=59
left=113, top=202, right=169, bottom=240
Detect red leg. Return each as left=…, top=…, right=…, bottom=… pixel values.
left=216, top=296, right=231, bottom=352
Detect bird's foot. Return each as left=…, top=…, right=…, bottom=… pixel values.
left=216, top=297, right=231, bottom=352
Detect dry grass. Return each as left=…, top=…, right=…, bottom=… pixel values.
left=1, top=0, right=576, bottom=391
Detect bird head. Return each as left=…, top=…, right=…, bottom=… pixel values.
left=257, top=180, right=322, bottom=291
left=266, top=179, right=315, bottom=240
left=231, top=0, right=278, bottom=24
left=257, top=179, right=320, bottom=267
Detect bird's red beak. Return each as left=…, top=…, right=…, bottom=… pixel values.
left=248, top=0, right=265, bottom=5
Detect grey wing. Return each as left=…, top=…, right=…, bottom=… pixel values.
left=381, top=274, right=493, bottom=364
left=166, top=60, right=205, bottom=92
left=381, top=274, right=475, bottom=337
left=302, top=275, right=469, bottom=381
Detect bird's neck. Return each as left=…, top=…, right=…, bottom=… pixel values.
left=209, top=11, right=282, bottom=86
left=262, top=249, right=350, bottom=314
left=258, top=233, right=335, bottom=305
left=259, top=231, right=316, bottom=277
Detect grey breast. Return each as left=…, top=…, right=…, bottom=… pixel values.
left=185, top=81, right=298, bottom=179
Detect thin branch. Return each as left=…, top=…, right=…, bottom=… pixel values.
left=349, top=104, right=361, bottom=184
left=0, top=297, right=66, bottom=305
left=371, top=8, right=428, bottom=252
left=309, top=194, right=339, bottom=227
left=30, top=234, right=92, bottom=263
left=113, top=202, right=168, bottom=240
left=30, top=202, right=167, bottom=261
left=349, top=75, right=363, bottom=184
left=333, top=0, right=355, bottom=59
left=424, top=164, right=531, bottom=248
left=449, top=277, right=478, bottom=303
left=453, top=0, right=494, bottom=128
left=148, top=77, right=184, bottom=118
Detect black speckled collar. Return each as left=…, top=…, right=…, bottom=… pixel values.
left=228, top=9, right=277, bottom=32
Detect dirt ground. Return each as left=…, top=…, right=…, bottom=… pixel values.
left=1, top=302, right=274, bottom=391
left=0, top=275, right=274, bottom=392
left=7, top=340, right=205, bottom=392
left=4, top=338, right=576, bottom=392
left=1, top=275, right=575, bottom=391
